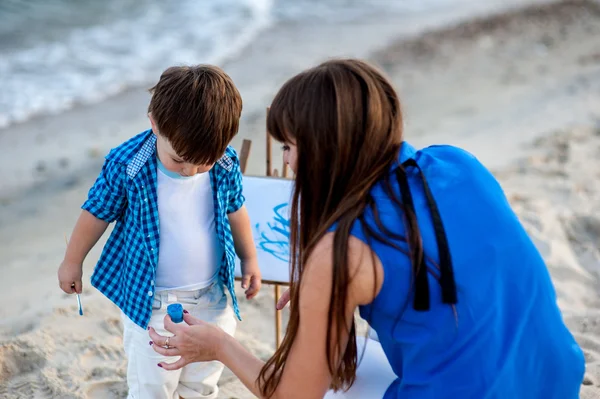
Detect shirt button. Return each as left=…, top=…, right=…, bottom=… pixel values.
left=148, top=290, right=153, bottom=296
left=150, top=248, right=154, bottom=251
left=144, top=198, right=148, bottom=202
left=150, top=280, right=154, bottom=286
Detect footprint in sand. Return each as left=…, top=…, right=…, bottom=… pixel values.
left=0, top=341, right=46, bottom=382
left=0, top=362, right=73, bottom=399
left=85, top=380, right=127, bottom=399
left=9, top=319, right=38, bottom=336
left=79, top=341, right=125, bottom=390
left=0, top=342, right=54, bottom=399
left=562, top=215, right=600, bottom=276
left=100, top=317, right=123, bottom=336
left=15, top=374, right=74, bottom=399
left=531, top=133, right=571, bottom=172
left=84, top=366, right=122, bottom=382
left=569, top=216, right=600, bottom=245
left=81, top=342, right=123, bottom=367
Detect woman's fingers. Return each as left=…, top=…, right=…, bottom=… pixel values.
left=148, top=326, right=171, bottom=345
left=163, top=315, right=176, bottom=333
left=183, top=312, right=205, bottom=326
left=158, top=357, right=188, bottom=371
left=276, top=288, right=291, bottom=310
left=148, top=326, right=182, bottom=355
left=151, top=342, right=181, bottom=357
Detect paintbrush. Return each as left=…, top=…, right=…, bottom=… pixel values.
left=64, top=234, right=84, bottom=316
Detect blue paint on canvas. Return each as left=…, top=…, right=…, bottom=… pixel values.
left=254, top=203, right=290, bottom=262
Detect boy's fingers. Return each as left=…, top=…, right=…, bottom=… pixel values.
left=241, top=274, right=250, bottom=290
left=245, top=288, right=257, bottom=299
left=245, top=279, right=261, bottom=299
left=73, top=280, right=83, bottom=294
left=60, top=282, right=74, bottom=294
left=59, top=282, right=68, bottom=293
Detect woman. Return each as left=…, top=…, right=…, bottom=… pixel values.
left=149, top=59, right=585, bottom=398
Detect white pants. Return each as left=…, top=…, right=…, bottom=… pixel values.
left=324, top=336, right=396, bottom=399
left=121, top=283, right=237, bottom=399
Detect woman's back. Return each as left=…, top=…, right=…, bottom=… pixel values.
left=354, top=142, right=584, bottom=398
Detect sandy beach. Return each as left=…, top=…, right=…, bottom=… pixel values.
left=1, top=0, right=599, bottom=398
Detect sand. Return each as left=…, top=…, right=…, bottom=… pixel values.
left=0, top=0, right=599, bottom=398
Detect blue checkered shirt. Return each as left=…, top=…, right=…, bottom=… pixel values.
left=82, top=130, right=244, bottom=328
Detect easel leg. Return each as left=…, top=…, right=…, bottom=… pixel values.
left=266, top=107, right=272, bottom=177
left=274, top=284, right=282, bottom=348
left=239, top=139, right=251, bottom=174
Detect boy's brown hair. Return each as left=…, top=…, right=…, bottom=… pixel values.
left=148, top=64, right=242, bottom=165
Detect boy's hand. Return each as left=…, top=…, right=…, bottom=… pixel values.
left=241, top=258, right=261, bottom=300
left=58, top=261, right=83, bottom=294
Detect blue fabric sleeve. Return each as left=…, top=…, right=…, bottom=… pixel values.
left=81, top=159, right=128, bottom=223
left=226, top=156, right=245, bottom=214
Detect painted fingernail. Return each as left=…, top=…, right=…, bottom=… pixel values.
left=149, top=341, right=153, bottom=346
left=157, top=364, right=163, bottom=368
left=183, top=310, right=189, bottom=314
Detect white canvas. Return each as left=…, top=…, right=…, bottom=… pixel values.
left=234, top=175, right=293, bottom=283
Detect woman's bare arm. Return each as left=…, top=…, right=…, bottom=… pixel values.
left=220, top=233, right=383, bottom=398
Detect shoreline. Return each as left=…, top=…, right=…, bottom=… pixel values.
left=0, top=0, right=558, bottom=200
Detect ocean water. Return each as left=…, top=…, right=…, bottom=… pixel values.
left=0, top=0, right=517, bottom=129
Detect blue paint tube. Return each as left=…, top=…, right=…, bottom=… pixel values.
left=167, top=303, right=184, bottom=323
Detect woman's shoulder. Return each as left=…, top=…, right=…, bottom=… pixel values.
left=394, top=142, right=491, bottom=182
left=306, top=232, right=383, bottom=306
left=417, top=144, right=482, bottom=167
left=412, top=144, right=497, bottom=185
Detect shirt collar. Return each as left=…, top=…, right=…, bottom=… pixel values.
left=126, top=131, right=234, bottom=179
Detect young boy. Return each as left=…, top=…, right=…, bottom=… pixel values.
left=58, top=65, right=262, bottom=398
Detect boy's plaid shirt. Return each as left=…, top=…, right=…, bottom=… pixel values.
left=82, top=130, right=244, bottom=328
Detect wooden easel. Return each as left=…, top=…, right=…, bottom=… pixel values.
left=236, top=108, right=290, bottom=349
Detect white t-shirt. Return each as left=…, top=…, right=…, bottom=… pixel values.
left=154, top=158, right=222, bottom=292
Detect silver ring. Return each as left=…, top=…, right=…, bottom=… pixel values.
left=164, top=336, right=170, bottom=349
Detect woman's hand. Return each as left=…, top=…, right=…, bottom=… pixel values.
left=149, top=312, right=228, bottom=370
left=276, top=287, right=291, bottom=310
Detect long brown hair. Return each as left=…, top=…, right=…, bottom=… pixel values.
left=258, top=59, right=408, bottom=397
